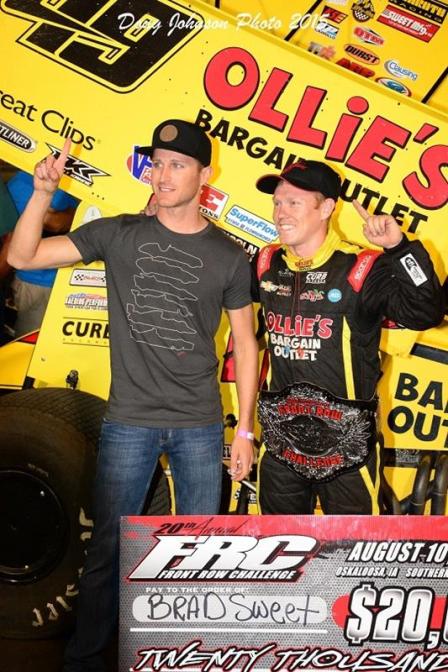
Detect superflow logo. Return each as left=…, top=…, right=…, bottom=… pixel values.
left=1, top=0, right=205, bottom=92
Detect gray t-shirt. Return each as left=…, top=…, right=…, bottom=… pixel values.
left=68, top=214, right=252, bottom=427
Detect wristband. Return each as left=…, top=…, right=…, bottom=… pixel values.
left=237, top=429, right=254, bottom=440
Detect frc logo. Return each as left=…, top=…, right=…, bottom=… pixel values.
left=1, top=0, right=205, bottom=92
left=128, top=534, right=318, bottom=581
left=200, top=184, right=229, bottom=220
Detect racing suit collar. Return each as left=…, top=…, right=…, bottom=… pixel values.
left=282, top=228, right=341, bottom=271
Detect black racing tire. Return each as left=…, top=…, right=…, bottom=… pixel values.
left=0, top=388, right=170, bottom=639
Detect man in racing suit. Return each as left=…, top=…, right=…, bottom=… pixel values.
left=255, top=159, right=445, bottom=515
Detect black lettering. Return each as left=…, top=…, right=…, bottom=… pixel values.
left=418, top=381, right=444, bottom=410
left=387, top=406, right=414, bottom=434
left=395, top=373, right=419, bottom=401
left=76, top=322, right=89, bottom=337
left=90, top=322, right=102, bottom=338
left=414, top=412, right=440, bottom=441
left=3, top=0, right=203, bottom=90
left=62, top=320, right=74, bottom=335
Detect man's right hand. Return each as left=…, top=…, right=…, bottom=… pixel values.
left=34, top=138, right=71, bottom=194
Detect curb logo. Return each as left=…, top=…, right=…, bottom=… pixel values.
left=1, top=0, right=204, bottom=92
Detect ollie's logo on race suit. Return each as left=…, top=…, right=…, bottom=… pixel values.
left=266, top=311, right=333, bottom=362
left=2, top=0, right=204, bottom=91
left=128, top=534, right=318, bottom=581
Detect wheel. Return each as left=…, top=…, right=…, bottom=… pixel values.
left=0, top=388, right=104, bottom=638
left=0, top=388, right=170, bottom=639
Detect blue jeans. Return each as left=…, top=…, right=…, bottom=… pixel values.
left=64, top=419, right=223, bottom=672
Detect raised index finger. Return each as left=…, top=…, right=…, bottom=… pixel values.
left=54, top=138, right=72, bottom=172
left=352, top=199, right=370, bottom=222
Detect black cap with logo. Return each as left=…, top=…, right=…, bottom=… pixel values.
left=256, top=159, right=342, bottom=200
left=137, top=119, right=212, bottom=166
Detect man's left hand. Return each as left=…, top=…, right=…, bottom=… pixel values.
left=228, top=436, right=254, bottom=481
left=353, top=199, right=403, bottom=249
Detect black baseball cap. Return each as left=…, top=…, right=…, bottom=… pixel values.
left=137, top=119, right=212, bottom=166
left=256, top=159, right=342, bottom=200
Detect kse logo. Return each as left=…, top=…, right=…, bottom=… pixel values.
left=128, top=535, right=318, bottom=581
left=1, top=0, right=204, bottom=91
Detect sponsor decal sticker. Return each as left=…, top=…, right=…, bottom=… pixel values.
left=308, top=41, right=337, bottom=59
left=261, top=280, right=279, bottom=293
left=220, top=229, right=259, bottom=262
left=337, top=58, right=375, bottom=77
left=322, top=5, right=349, bottom=22
left=389, top=0, right=448, bottom=23
left=376, top=77, right=412, bottom=95
left=377, top=5, right=440, bottom=40
left=200, top=184, right=229, bottom=220
left=0, top=119, right=36, bottom=152
left=351, top=0, right=376, bottom=21
left=81, top=206, right=103, bottom=224
left=384, top=59, right=418, bottom=80
left=354, top=26, right=385, bottom=44
left=70, top=268, right=107, bottom=287
left=261, top=280, right=292, bottom=297
left=47, top=144, right=109, bottom=186
left=300, top=289, right=325, bottom=302
left=127, top=146, right=152, bottom=184
left=0, top=88, right=96, bottom=151
left=400, top=253, right=428, bottom=285
left=41, top=109, right=96, bottom=150
left=62, top=318, right=109, bottom=345
left=225, top=205, right=277, bottom=243
left=328, top=288, right=343, bottom=302
left=348, top=250, right=382, bottom=291
left=306, top=272, right=328, bottom=284
left=315, top=20, right=340, bottom=38
left=277, top=285, right=292, bottom=297
left=65, top=293, right=108, bottom=311
left=344, top=44, right=380, bottom=64
left=266, top=311, right=334, bottom=361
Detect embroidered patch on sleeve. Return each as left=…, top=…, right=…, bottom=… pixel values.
left=400, top=253, right=428, bottom=286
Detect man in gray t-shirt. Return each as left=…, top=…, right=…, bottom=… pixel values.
left=7, top=119, right=259, bottom=672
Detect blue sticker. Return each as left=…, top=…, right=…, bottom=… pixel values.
left=328, top=288, right=342, bottom=303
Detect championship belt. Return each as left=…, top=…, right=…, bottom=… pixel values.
left=258, top=382, right=378, bottom=482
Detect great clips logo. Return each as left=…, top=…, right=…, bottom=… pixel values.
left=1, top=0, right=204, bottom=92
left=128, top=534, right=318, bottom=581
